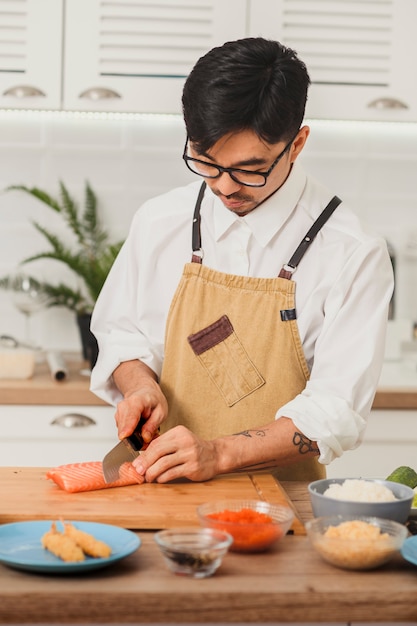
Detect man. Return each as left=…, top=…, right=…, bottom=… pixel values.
left=90, top=37, right=393, bottom=483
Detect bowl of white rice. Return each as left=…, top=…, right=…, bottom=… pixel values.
left=308, top=478, right=413, bottom=523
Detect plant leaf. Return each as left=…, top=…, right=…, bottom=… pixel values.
left=58, top=180, right=84, bottom=243
left=2, top=181, right=124, bottom=314
left=6, top=185, right=62, bottom=213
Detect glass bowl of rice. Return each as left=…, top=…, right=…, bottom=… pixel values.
left=308, top=478, right=414, bottom=523
left=305, top=514, right=408, bottom=570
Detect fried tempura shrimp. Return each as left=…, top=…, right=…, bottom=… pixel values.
left=63, top=521, right=112, bottom=558
left=41, top=522, right=85, bottom=562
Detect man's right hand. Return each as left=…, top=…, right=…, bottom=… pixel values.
left=112, top=359, right=168, bottom=442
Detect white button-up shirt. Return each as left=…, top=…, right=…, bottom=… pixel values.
left=90, top=162, right=393, bottom=465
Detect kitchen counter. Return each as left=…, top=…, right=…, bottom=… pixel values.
left=372, top=360, right=417, bottom=408
left=0, top=471, right=416, bottom=624
left=0, top=355, right=107, bottom=405
left=2, top=356, right=417, bottom=409
left=372, top=388, right=417, bottom=409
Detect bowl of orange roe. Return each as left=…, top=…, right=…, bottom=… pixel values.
left=197, top=500, right=294, bottom=553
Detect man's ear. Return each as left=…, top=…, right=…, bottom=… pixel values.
left=290, top=125, right=310, bottom=163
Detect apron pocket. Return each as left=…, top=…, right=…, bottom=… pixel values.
left=187, top=315, right=265, bottom=406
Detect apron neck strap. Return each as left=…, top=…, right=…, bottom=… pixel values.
left=191, top=181, right=206, bottom=263
left=279, top=195, right=342, bottom=279
left=191, top=186, right=342, bottom=273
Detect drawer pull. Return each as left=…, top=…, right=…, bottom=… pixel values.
left=3, top=85, right=46, bottom=98
left=79, top=87, right=121, bottom=100
left=367, top=97, right=408, bottom=110
left=51, top=413, right=96, bottom=428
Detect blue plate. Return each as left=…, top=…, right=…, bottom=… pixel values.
left=0, top=520, right=141, bottom=574
left=401, top=535, right=417, bottom=566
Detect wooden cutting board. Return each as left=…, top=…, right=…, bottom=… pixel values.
left=0, top=467, right=305, bottom=534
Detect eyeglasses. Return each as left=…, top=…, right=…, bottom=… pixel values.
left=182, top=134, right=297, bottom=188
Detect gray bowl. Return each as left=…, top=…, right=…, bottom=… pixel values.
left=308, top=478, right=413, bottom=524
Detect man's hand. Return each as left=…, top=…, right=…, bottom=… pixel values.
left=132, top=425, right=220, bottom=483
left=113, top=359, right=168, bottom=442
left=115, top=384, right=167, bottom=442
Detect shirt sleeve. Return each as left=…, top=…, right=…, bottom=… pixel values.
left=275, top=235, right=394, bottom=465
left=89, top=183, right=197, bottom=406
left=89, top=212, right=165, bottom=406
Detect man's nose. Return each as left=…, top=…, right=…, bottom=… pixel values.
left=215, top=172, right=243, bottom=196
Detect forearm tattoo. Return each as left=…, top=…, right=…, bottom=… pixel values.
left=293, top=431, right=319, bottom=455
left=235, top=429, right=266, bottom=439
left=233, top=428, right=318, bottom=468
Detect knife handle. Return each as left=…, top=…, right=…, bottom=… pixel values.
left=126, top=416, right=147, bottom=451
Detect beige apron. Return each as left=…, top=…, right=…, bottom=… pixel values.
left=159, top=184, right=341, bottom=480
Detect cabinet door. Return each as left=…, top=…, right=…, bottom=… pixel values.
left=249, top=0, right=417, bottom=122
left=63, top=0, right=247, bottom=114
left=0, top=0, right=62, bottom=110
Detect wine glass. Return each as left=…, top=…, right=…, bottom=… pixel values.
left=9, top=273, right=47, bottom=346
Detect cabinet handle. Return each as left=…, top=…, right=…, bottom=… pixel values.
left=3, top=85, right=46, bottom=98
left=51, top=413, right=96, bottom=428
left=79, top=87, right=121, bottom=100
left=367, top=97, right=408, bottom=110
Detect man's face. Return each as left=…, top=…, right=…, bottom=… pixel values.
left=188, top=127, right=308, bottom=216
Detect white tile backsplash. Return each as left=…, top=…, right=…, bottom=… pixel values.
left=0, top=112, right=416, bottom=352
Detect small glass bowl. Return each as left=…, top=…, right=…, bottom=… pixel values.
left=197, top=499, right=294, bottom=553
left=305, top=514, right=408, bottom=570
left=153, top=527, right=233, bottom=578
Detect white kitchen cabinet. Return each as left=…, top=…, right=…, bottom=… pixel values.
left=0, top=0, right=63, bottom=110
left=0, top=0, right=247, bottom=115
left=0, top=405, right=118, bottom=467
left=63, top=0, right=417, bottom=119
left=327, top=410, right=417, bottom=479
left=249, top=0, right=417, bottom=122
left=63, top=0, right=247, bottom=114
left=1, top=0, right=416, bottom=120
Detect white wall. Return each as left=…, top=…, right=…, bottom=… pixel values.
left=0, top=111, right=416, bottom=352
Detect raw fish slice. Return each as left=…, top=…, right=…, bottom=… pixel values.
left=46, top=461, right=143, bottom=493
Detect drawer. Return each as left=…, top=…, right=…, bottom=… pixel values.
left=0, top=405, right=118, bottom=466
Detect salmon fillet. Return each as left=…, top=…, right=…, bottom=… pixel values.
left=46, top=461, right=144, bottom=493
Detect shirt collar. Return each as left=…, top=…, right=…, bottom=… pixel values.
left=209, top=161, right=307, bottom=247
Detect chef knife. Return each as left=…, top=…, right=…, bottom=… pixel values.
left=102, top=416, right=147, bottom=483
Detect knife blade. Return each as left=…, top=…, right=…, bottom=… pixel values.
left=102, top=417, right=147, bottom=483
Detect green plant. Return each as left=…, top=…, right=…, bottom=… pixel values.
left=0, top=181, right=124, bottom=315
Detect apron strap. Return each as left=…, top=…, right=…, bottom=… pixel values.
left=191, top=184, right=341, bottom=273
left=191, top=181, right=207, bottom=264
left=278, top=195, right=342, bottom=279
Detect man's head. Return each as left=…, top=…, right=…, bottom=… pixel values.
left=182, top=38, right=311, bottom=216
left=182, top=37, right=310, bottom=152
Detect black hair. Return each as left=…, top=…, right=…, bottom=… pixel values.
left=182, top=37, right=310, bottom=153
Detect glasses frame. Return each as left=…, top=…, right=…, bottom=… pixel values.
left=182, top=133, right=298, bottom=188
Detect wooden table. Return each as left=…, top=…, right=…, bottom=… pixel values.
left=1, top=471, right=417, bottom=624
